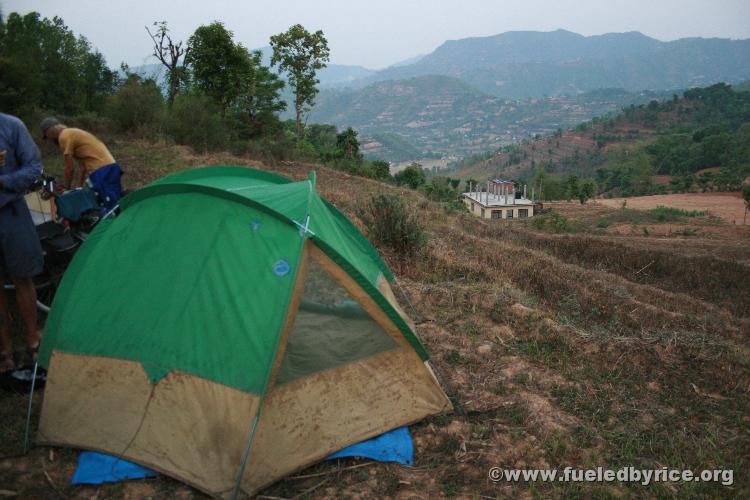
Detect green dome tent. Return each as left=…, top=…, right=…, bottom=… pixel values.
left=36, top=166, right=451, bottom=497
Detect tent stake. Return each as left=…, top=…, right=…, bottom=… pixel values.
left=23, top=361, right=39, bottom=454
left=230, top=414, right=260, bottom=500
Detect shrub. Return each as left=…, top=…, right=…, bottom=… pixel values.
left=393, top=164, right=425, bottom=189
left=168, top=92, right=231, bottom=152
left=370, top=160, right=391, bottom=181
left=106, top=75, right=165, bottom=133
left=531, top=210, right=574, bottom=233
left=356, top=194, right=425, bottom=257
left=649, top=205, right=708, bottom=221
left=245, top=131, right=298, bottom=161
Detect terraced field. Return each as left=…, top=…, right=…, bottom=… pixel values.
left=598, top=192, right=747, bottom=224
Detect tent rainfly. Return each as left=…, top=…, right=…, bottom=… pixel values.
left=37, top=166, right=452, bottom=497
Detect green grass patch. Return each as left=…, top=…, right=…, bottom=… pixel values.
left=649, top=205, right=708, bottom=220
left=496, top=402, right=530, bottom=426
left=596, top=206, right=709, bottom=228
left=530, top=210, right=577, bottom=233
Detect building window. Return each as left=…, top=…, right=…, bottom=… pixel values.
left=481, top=208, right=485, bottom=218
left=491, top=210, right=501, bottom=219
left=506, top=209, right=513, bottom=219
left=519, top=209, right=529, bottom=218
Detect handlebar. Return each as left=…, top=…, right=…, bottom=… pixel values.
left=29, top=174, right=58, bottom=197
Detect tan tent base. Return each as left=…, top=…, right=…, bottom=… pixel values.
left=239, top=349, right=450, bottom=495
left=39, top=349, right=450, bottom=497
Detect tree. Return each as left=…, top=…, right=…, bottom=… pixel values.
left=305, top=124, right=339, bottom=161
left=564, top=174, right=579, bottom=201
left=336, top=127, right=362, bottom=163
left=578, top=178, right=597, bottom=204
left=370, top=160, right=391, bottom=181
left=543, top=174, right=564, bottom=200
left=423, top=176, right=456, bottom=202
left=532, top=166, right=547, bottom=200
left=0, top=12, right=116, bottom=115
left=186, top=22, right=249, bottom=117
left=236, top=50, right=286, bottom=137
left=78, top=44, right=117, bottom=112
left=146, top=21, right=189, bottom=112
left=742, top=183, right=750, bottom=225
left=270, top=24, right=330, bottom=144
left=394, top=163, right=425, bottom=189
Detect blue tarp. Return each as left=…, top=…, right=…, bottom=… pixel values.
left=326, top=426, right=413, bottom=465
left=71, top=451, right=158, bottom=485
left=71, top=426, right=413, bottom=485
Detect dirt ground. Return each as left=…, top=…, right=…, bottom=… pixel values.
left=2, top=140, right=748, bottom=498
left=597, top=192, right=747, bottom=224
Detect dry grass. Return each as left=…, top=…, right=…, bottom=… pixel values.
left=2, top=139, right=749, bottom=498
left=598, top=192, right=748, bottom=224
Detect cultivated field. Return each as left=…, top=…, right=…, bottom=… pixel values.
left=598, top=192, right=747, bottom=224
left=2, top=139, right=749, bottom=498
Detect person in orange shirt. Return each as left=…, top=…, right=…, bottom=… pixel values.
left=41, top=118, right=122, bottom=212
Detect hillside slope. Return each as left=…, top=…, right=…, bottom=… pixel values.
left=5, top=139, right=747, bottom=498
left=453, top=83, right=750, bottom=196
left=311, top=77, right=667, bottom=161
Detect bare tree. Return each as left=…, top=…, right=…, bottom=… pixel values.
left=146, top=21, right=188, bottom=111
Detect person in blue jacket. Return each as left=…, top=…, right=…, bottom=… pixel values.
left=0, top=113, right=44, bottom=372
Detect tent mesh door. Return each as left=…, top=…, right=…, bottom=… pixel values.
left=276, top=259, right=397, bottom=385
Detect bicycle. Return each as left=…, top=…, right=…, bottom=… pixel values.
left=3, top=175, right=102, bottom=314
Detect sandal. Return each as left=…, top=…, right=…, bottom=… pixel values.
left=0, top=351, right=15, bottom=373
left=18, top=344, right=39, bottom=369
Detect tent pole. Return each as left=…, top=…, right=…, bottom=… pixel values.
left=229, top=242, right=309, bottom=498
left=230, top=413, right=260, bottom=500
left=23, top=361, right=39, bottom=454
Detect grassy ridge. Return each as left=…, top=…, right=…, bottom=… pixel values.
left=2, top=141, right=748, bottom=498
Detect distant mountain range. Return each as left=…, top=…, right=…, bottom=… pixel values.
left=126, top=55, right=378, bottom=89
left=125, top=30, right=750, bottom=163
left=254, top=47, right=377, bottom=88
left=128, top=30, right=750, bottom=98
left=349, top=30, right=750, bottom=98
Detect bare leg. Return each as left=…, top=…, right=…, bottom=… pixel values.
left=0, top=280, right=14, bottom=371
left=11, top=276, right=39, bottom=354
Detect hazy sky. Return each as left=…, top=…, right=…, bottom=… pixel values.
left=4, top=0, right=750, bottom=69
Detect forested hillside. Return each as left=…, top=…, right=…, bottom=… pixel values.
left=311, top=79, right=669, bottom=161
left=453, top=83, right=750, bottom=198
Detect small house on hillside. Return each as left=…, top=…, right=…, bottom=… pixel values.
left=463, top=179, right=535, bottom=220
